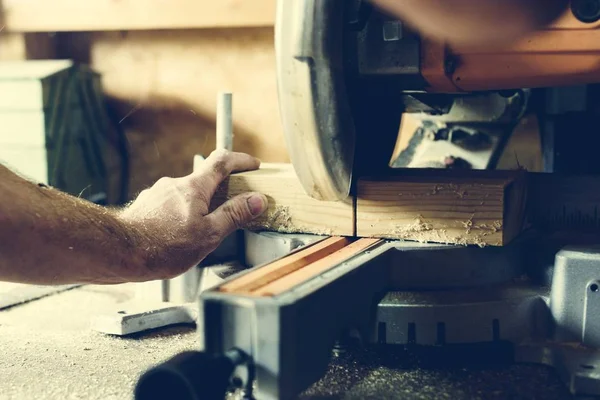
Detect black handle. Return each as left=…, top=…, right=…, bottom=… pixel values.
left=135, top=351, right=239, bottom=400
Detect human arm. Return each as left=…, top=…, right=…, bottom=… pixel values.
left=0, top=150, right=267, bottom=285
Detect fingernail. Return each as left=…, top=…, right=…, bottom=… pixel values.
left=247, top=194, right=267, bottom=216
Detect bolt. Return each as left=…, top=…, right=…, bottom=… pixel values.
left=382, top=21, right=403, bottom=41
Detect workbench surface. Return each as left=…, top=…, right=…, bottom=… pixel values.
left=0, top=285, right=572, bottom=400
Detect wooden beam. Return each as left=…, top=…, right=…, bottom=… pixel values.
left=212, top=164, right=527, bottom=247
left=251, top=238, right=382, bottom=297
left=211, top=163, right=355, bottom=237
left=356, top=170, right=527, bottom=246
left=2, top=0, right=276, bottom=33
left=219, top=237, right=349, bottom=294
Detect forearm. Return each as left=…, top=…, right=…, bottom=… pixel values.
left=0, top=164, right=146, bottom=284
left=0, top=149, right=266, bottom=285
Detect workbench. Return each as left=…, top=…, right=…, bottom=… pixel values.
left=0, top=284, right=572, bottom=399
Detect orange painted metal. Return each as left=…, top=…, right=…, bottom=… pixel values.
left=424, top=8, right=600, bottom=92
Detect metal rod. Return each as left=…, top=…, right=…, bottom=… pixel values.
left=216, top=92, right=233, bottom=151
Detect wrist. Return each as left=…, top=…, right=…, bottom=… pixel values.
left=114, top=210, right=153, bottom=281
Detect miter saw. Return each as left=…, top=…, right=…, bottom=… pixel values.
left=134, top=1, right=600, bottom=399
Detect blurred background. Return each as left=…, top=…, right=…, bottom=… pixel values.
left=0, top=0, right=287, bottom=205
left=0, top=0, right=543, bottom=208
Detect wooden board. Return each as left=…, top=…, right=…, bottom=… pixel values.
left=212, top=164, right=527, bottom=247
left=2, top=0, right=276, bottom=32
left=219, top=237, right=349, bottom=294
left=211, top=163, right=355, bottom=237
left=356, top=170, right=527, bottom=246
left=251, top=238, right=382, bottom=297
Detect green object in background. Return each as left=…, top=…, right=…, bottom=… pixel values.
left=0, top=60, right=109, bottom=203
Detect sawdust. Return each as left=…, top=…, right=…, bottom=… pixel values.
left=390, top=216, right=454, bottom=244
left=387, top=213, right=504, bottom=247
left=307, top=227, right=334, bottom=236
left=265, top=205, right=293, bottom=230
left=0, top=285, right=198, bottom=400
left=244, top=204, right=334, bottom=236
left=460, top=215, right=475, bottom=234
left=458, top=216, right=502, bottom=236
left=246, top=205, right=294, bottom=232
left=392, top=215, right=433, bottom=236
left=397, top=184, right=469, bottom=199
left=1, top=286, right=569, bottom=400
left=474, top=220, right=503, bottom=233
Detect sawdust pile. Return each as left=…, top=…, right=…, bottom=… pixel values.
left=389, top=215, right=503, bottom=247
left=245, top=204, right=334, bottom=236
left=247, top=205, right=297, bottom=233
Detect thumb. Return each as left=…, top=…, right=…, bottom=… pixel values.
left=208, top=192, right=268, bottom=236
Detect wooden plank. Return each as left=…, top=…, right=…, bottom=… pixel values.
left=219, top=237, right=349, bottom=294
left=2, top=0, right=276, bottom=32
left=356, top=170, right=527, bottom=246
left=252, top=238, right=382, bottom=297
left=212, top=164, right=527, bottom=246
left=211, top=163, right=354, bottom=237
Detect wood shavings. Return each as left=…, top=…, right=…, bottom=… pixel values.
left=460, top=214, right=475, bottom=234
left=474, top=220, right=503, bottom=233
left=393, top=216, right=433, bottom=234
left=397, top=184, right=469, bottom=199
left=248, top=205, right=294, bottom=232
left=390, top=216, right=436, bottom=243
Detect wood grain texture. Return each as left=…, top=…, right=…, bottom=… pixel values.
left=219, top=237, right=349, bottom=294
left=2, top=0, right=276, bottom=32
left=356, top=170, right=527, bottom=246
left=212, top=163, right=355, bottom=237
left=252, top=238, right=382, bottom=297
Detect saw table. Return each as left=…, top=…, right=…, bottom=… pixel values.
left=126, top=230, right=600, bottom=400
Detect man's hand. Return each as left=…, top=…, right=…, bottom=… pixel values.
left=0, top=150, right=266, bottom=285
left=120, top=149, right=267, bottom=280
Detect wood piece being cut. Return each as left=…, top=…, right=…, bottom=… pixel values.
left=211, top=163, right=354, bottom=236
left=356, top=170, right=527, bottom=246
left=219, top=237, right=349, bottom=294
left=251, top=238, right=382, bottom=297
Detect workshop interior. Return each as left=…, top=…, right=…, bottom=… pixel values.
left=3, top=0, right=600, bottom=399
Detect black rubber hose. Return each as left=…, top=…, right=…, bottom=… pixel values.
left=134, top=351, right=238, bottom=400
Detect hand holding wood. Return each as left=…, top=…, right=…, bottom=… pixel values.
left=119, top=149, right=267, bottom=280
